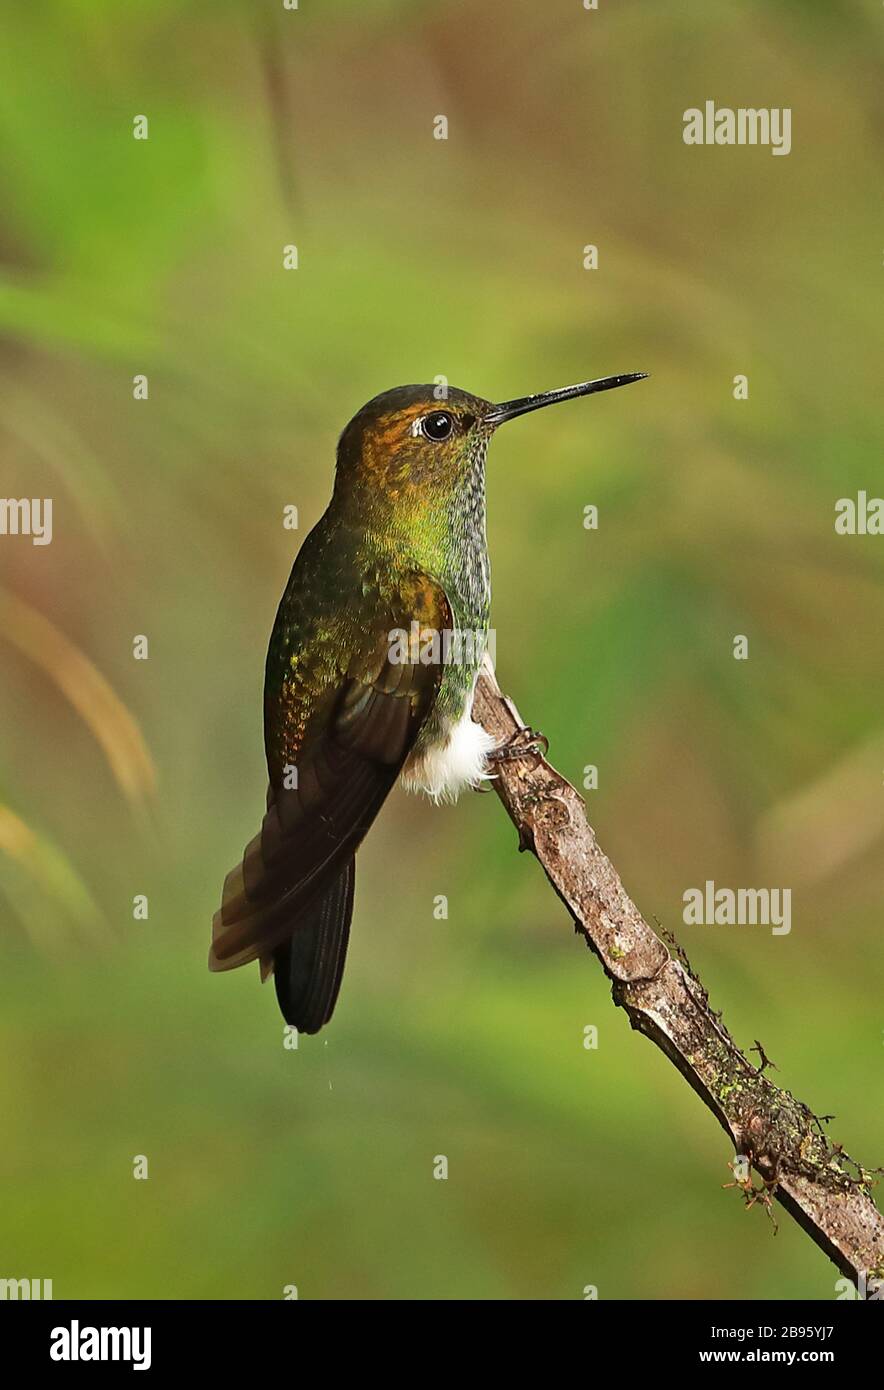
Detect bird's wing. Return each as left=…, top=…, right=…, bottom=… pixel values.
left=209, top=567, right=449, bottom=971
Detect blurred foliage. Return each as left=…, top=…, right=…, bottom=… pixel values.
left=0, top=0, right=882, bottom=1299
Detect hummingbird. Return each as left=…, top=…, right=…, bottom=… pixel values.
left=209, top=373, right=646, bottom=1033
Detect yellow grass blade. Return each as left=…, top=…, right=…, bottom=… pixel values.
left=0, top=586, right=156, bottom=805
left=0, top=803, right=109, bottom=948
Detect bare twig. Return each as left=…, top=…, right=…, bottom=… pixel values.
left=472, top=663, right=884, bottom=1295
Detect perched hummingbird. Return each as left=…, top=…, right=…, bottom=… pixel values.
left=210, top=373, right=646, bottom=1032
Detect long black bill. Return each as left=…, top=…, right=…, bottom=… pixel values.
left=484, top=372, right=648, bottom=427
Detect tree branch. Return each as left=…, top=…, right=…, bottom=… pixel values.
left=472, top=664, right=884, bottom=1295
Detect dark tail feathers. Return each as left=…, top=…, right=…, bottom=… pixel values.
left=273, top=858, right=355, bottom=1034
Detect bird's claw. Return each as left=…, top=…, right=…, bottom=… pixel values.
left=487, top=726, right=549, bottom=765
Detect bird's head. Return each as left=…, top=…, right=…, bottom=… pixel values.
left=333, top=375, right=647, bottom=513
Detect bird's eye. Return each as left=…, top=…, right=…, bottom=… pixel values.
left=420, top=411, right=454, bottom=442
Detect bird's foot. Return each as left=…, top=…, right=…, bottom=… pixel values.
left=487, top=726, right=549, bottom=765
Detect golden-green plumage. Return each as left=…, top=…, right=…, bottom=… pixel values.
left=265, top=385, right=494, bottom=780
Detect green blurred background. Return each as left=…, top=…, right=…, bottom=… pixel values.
left=1, top=0, right=882, bottom=1300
